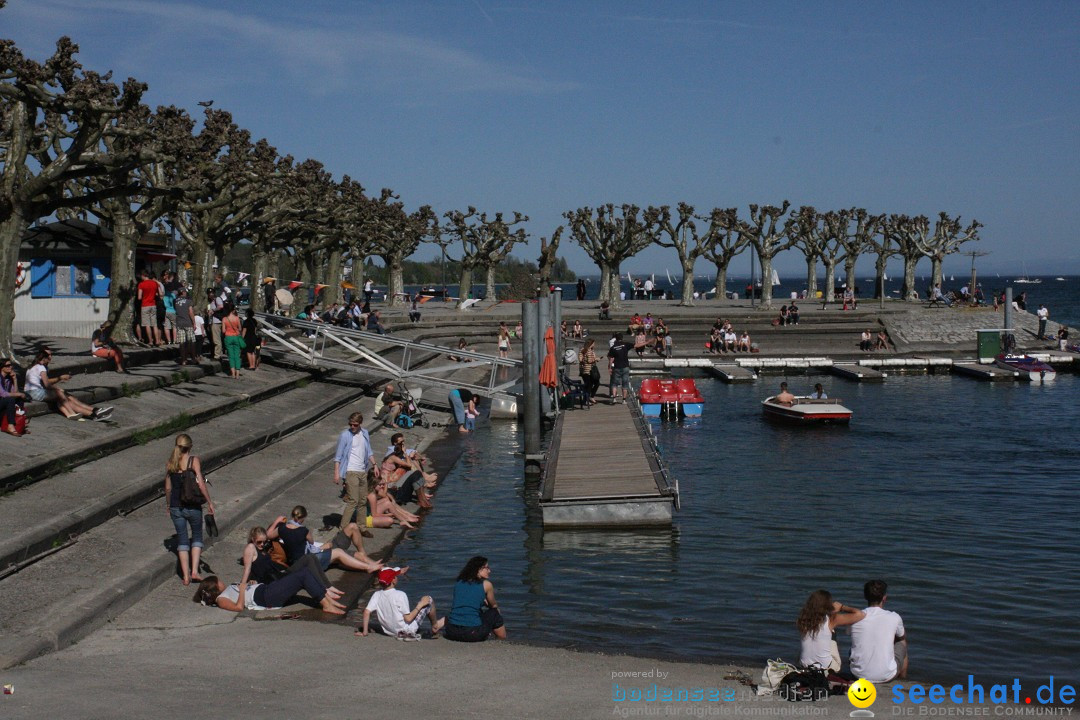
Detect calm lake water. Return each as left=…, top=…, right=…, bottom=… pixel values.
left=392, top=370, right=1079, bottom=686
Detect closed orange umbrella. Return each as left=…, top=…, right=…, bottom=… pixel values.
left=539, top=326, right=558, bottom=388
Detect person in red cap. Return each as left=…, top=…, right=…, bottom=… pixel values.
left=358, top=567, right=444, bottom=640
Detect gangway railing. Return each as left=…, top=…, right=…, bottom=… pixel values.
left=254, top=313, right=522, bottom=416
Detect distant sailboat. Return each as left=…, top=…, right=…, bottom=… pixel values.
left=771, top=268, right=780, bottom=286
left=884, top=271, right=889, bottom=281
left=666, top=269, right=675, bottom=286
left=1014, top=263, right=1041, bottom=284
left=949, top=275, right=954, bottom=281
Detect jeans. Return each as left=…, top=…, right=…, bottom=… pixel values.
left=444, top=607, right=504, bottom=642
left=254, top=566, right=326, bottom=608
left=170, top=506, right=204, bottom=551
left=449, top=390, right=466, bottom=426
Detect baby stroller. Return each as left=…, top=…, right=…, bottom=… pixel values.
left=394, top=384, right=429, bottom=429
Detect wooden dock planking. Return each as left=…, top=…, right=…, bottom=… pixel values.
left=539, top=394, right=676, bottom=527
left=547, top=402, right=661, bottom=500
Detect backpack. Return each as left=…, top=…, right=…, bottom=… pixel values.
left=778, top=667, right=830, bottom=702
left=176, top=461, right=205, bottom=508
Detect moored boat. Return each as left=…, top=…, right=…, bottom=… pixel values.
left=761, top=396, right=853, bottom=424
left=994, top=353, right=1056, bottom=382
left=639, top=378, right=704, bottom=418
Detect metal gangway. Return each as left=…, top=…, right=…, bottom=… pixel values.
left=253, top=313, right=522, bottom=417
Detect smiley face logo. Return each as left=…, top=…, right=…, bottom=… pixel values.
left=848, top=678, right=877, bottom=708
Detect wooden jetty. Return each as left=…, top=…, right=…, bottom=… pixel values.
left=706, top=364, right=758, bottom=383
left=539, top=400, right=677, bottom=528
left=829, top=363, right=887, bottom=381
left=953, top=362, right=1018, bottom=381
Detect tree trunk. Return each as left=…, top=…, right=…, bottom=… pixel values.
left=805, top=256, right=817, bottom=298
left=190, top=240, right=216, bottom=311
left=930, top=257, right=944, bottom=291
left=484, top=264, right=497, bottom=301
left=822, top=260, right=837, bottom=303
left=324, top=248, right=343, bottom=306
left=679, top=258, right=695, bottom=306
left=251, top=247, right=271, bottom=311
left=758, top=253, right=775, bottom=308
left=349, top=253, right=365, bottom=304
left=386, top=252, right=404, bottom=307
left=107, top=209, right=138, bottom=343
left=844, top=255, right=858, bottom=291
left=606, top=267, right=622, bottom=310
left=875, top=254, right=887, bottom=300
left=0, top=211, right=28, bottom=363
left=902, top=254, right=919, bottom=301
left=457, top=266, right=472, bottom=308
left=598, top=263, right=611, bottom=304
left=714, top=261, right=728, bottom=299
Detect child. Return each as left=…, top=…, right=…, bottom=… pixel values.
left=359, top=567, right=444, bottom=640
left=192, top=312, right=206, bottom=360
left=464, top=396, right=478, bottom=431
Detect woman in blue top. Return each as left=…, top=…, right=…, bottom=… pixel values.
left=444, top=555, right=507, bottom=642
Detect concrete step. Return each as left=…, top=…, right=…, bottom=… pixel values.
left=0, top=379, right=364, bottom=575
left=20, top=356, right=229, bottom=420
left=1, top=364, right=319, bottom=492
left=0, top=402, right=381, bottom=669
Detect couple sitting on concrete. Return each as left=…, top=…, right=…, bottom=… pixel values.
left=797, top=579, right=908, bottom=684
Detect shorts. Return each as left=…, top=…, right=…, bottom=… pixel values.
left=26, top=386, right=47, bottom=402
left=312, top=531, right=351, bottom=570
left=140, top=305, right=158, bottom=327
left=163, top=312, right=177, bottom=331
left=176, top=327, right=195, bottom=344
left=611, top=367, right=630, bottom=389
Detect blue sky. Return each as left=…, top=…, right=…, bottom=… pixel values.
left=4, top=0, right=1078, bottom=277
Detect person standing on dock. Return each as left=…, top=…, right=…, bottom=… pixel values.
left=334, top=412, right=380, bottom=531
left=608, top=333, right=632, bottom=404
left=1037, top=305, right=1049, bottom=339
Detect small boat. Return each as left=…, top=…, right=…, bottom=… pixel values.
left=761, top=396, right=853, bottom=424
left=994, top=353, right=1056, bottom=383
left=1013, top=277, right=1042, bottom=284
left=1055, top=277, right=1066, bottom=281
left=639, top=378, right=704, bottom=419
left=418, top=287, right=450, bottom=298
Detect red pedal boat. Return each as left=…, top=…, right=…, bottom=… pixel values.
left=639, top=378, right=704, bottom=418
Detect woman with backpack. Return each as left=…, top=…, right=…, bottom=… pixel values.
left=164, top=434, right=215, bottom=586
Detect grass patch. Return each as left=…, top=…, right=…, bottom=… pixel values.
left=120, top=383, right=141, bottom=398
left=296, top=378, right=310, bottom=388
left=132, top=413, right=193, bottom=445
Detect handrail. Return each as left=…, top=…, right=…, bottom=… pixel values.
left=254, top=313, right=522, bottom=399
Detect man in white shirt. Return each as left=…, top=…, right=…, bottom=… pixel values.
left=333, top=412, right=379, bottom=531
left=1037, top=305, right=1049, bottom=339
left=849, top=579, right=908, bottom=683
left=643, top=277, right=654, bottom=299
left=359, top=567, right=444, bottom=639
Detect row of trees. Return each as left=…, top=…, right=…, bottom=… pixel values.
left=0, top=18, right=542, bottom=355
left=560, top=203, right=981, bottom=308
left=0, top=11, right=981, bottom=358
